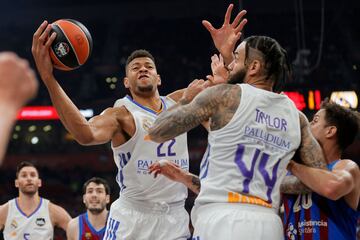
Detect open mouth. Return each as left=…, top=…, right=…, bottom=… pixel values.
left=138, top=75, right=149, bottom=80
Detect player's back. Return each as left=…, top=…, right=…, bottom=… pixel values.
left=195, top=84, right=301, bottom=210
left=112, top=95, right=189, bottom=204
left=3, top=198, right=53, bottom=240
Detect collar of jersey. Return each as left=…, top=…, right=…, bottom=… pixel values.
left=84, top=212, right=106, bottom=234
left=126, top=95, right=167, bottom=115
left=15, top=197, right=43, bottom=218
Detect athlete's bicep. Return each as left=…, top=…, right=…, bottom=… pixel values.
left=0, top=203, right=8, bottom=230
left=66, top=218, right=78, bottom=240
left=297, top=112, right=327, bottom=169
left=83, top=108, right=123, bottom=145
left=49, top=203, right=71, bottom=231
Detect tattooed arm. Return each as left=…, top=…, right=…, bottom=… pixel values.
left=297, top=111, right=327, bottom=169
left=281, top=113, right=327, bottom=194
left=148, top=84, right=241, bottom=142
left=281, top=173, right=311, bottom=195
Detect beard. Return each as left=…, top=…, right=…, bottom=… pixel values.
left=228, top=68, right=247, bottom=84
left=20, top=187, right=38, bottom=196
left=86, top=202, right=107, bottom=215
left=138, top=85, right=154, bottom=92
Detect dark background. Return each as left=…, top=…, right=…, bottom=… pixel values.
left=0, top=0, right=359, bottom=239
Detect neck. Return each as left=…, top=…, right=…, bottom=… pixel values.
left=87, top=209, right=108, bottom=229
left=17, top=193, right=40, bottom=210
left=246, top=77, right=273, bottom=92
left=321, top=141, right=341, bottom=164
left=131, top=91, right=162, bottom=111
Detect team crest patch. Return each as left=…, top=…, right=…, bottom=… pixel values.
left=36, top=218, right=46, bottom=227
left=142, top=118, right=153, bottom=132
left=85, top=232, right=92, bottom=240
left=10, top=219, right=17, bottom=229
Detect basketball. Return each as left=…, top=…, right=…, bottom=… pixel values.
left=49, top=19, right=93, bottom=71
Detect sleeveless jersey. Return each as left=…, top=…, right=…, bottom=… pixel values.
left=112, top=95, right=189, bottom=203
left=283, top=160, right=359, bottom=240
left=195, top=84, right=301, bottom=210
left=78, top=212, right=106, bottom=240
left=3, top=198, right=53, bottom=240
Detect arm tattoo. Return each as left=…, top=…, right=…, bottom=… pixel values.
left=280, top=175, right=311, bottom=194
left=298, top=112, right=327, bottom=169
left=149, top=84, right=240, bottom=142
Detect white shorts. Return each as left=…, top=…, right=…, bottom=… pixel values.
left=103, top=197, right=190, bottom=240
left=191, top=203, right=283, bottom=240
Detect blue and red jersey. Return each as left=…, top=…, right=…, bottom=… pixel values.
left=282, top=160, right=358, bottom=240
left=79, top=212, right=106, bottom=240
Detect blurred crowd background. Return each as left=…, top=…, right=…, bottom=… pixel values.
left=0, top=0, right=359, bottom=239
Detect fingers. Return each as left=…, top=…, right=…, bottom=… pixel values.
left=33, top=20, right=48, bottom=43
left=202, top=20, right=215, bottom=33
left=45, top=32, right=57, bottom=48
left=149, top=162, right=161, bottom=173
left=234, top=18, right=248, bottom=33
left=224, top=4, right=234, bottom=25
left=231, top=10, right=247, bottom=28
left=38, top=24, right=52, bottom=46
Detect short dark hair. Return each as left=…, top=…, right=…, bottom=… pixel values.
left=16, top=161, right=39, bottom=178
left=82, top=177, right=111, bottom=195
left=125, top=49, right=156, bottom=71
left=244, top=36, right=292, bottom=92
left=321, top=99, right=360, bottom=151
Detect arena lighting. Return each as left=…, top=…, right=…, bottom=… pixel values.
left=284, top=90, right=322, bottom=111
left=330, top=91, right=358, bottom=109
left=17, top=107, right=94, bottom=120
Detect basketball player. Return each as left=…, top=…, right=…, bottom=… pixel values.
left=281, top=100, right=360, bottom=240
left=31, top=16, right=226, bottom=238
left=67, top=177, right=110, bottom=240
left=0, top=52, right=38, bottom=164
left=0, top=161, right=71, bottom=239
left=148, top=34, right=329, bottom=239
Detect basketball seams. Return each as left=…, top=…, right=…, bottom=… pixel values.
left=61, top=20, right=90, bottom=64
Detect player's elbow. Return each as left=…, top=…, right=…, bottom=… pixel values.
left=322, top=179, right=352, bottom=200
left=74, top=134, right=95, bottom=146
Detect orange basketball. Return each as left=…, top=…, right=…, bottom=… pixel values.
left=49, top=19, right=93, bottom=71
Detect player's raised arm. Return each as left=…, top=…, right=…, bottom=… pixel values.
left=32, top=21, right=122, bottom=145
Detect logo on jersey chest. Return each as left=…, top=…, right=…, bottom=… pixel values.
left=35, top=218, right=46, bottom=227
left=142, top=117, right=154, bottom=132
left=85, top=232, right=92, bottom=240
left=10, top=219, right=18, bottom=229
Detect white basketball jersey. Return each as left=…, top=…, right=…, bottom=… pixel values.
left=112, top=95, right=189, bottom=203
left=3, top=198, right=53, bottom=240
left=195, top=84, right=301, bottom=210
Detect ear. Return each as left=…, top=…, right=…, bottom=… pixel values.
left=83, top=194, right=86, bottom=204
left=325, top=126, right=337, bottom=139
left=38, top=179, right=42, bottom=188
left=123, top=77, right=130, bottom=89
left=15, top=179, right=19, bottom=188
left=106, top=195, right=110, bottom=204
left=157, top=74, right=161, bottom=86
left=247, top=60, right=262, bottom=77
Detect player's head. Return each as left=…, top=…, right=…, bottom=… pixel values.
left=15, top=161, right=41, bottom=196
left=124, top=49, right=161, bottom=97
left=82, top=177, right=110, bottom=215
left=227, top=36, right=291, bottom=92
left=310, top=99, right=360, bottom=152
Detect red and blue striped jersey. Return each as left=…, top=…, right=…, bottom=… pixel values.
left=282, top=160, right=359, bottom=240
left=79, top=212, right=106, bottom=240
